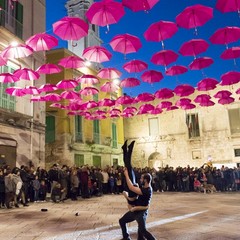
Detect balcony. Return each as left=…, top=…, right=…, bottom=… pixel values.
left=0, top=9, right=23, bottom=39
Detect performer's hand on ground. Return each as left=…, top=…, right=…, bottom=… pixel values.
left=122, top=191, right=128, bottom=199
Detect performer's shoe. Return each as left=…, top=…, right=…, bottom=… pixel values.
left=128, top=140, right=135, bottom=153
left=121, top=140, right=128, bottom=152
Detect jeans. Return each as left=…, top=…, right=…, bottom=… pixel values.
left=119, top=210, right=156, bottom=240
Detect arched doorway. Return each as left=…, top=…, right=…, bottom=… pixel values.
left=148, top=152, right=162, bottom=169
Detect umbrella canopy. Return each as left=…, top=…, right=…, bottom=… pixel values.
left=120, top=77, right=141, bottom=88
left=216, top=0, right=240, bottom=13
left=199, top=100, right=215, bottom=107
left=123, top=106, right=138, bottom=114
left=144, top=20, right=178, bottom=48
left=165, top=65, right=188, bottom=76
left=56, top=79, right=78, bottom=89
left=25, top=33, right=58, bottom=51
left=116, top=95, right=134, bottom=105
left=43, top=93, right=62, bottom=102
left=122, top=0, right=159, bottom=12
left=80, top=87, right=99, bottom=96
left=86, top=0, right=125, bottom=27
left=14, top=68, right=40, bottom=80
left=110, top=33, right=142, bottom=55
left=0, top=56, right=7, bottom=66
left=38, top=83, right=58, bottom=92
left=22, top=86, right=40, bottom=95
left=77, top=74, right=99, bottom=85
left=213, top=90, right=232, bottom=98
left=218, top=97, right=235, bottom=105
left=97, top=67, right=122, bottom=79
left=82, top=46, right=112, bottom=63
left=98, top=98, right=116, bottom=107
left=179, top=39, right=209, bottom=57
left=136, top=92, right=155, bottom=102
left=138, top=103, right=155, bottom=114
left=149, top=108, right=163, bottom=115
left=189, top=57, right=214, bottom=70
left=1, top=44, right=33, bottom=59
left=174, top=84, right=195, bottom=97
left=157, top=101, right=172, bottom=109
left=141, top=70, right=163, bottom=83
left=197, top=78, right=219, bottom=91
left=151, top=49, right=178, bottom=67
left=236, top=88, right=240, bottom=94
left=176, top=98, right=192, bottom=107
left=181, top=103, right=196, bottom=110
left=155, top=88, right=174, bottom=99
left=194, top=94, right=211, bottom=103
left=123, top=59, right=148, bottom=73
left=53, top=16, right=88, bottom=41
left=100, top=82, right=119, bottom=93
left=5, top=87, right=26, bottom=97
left=176, top=4, right=213, bottom=30
left=209, top=26, right=240, bottom=46
left=0, top=73, right=19, bottom=83
left=58, top=56, right=85, bottom=69
left=60, top=90, right=80, bottom=100
left=220, top=71, right=240, bottom=86
left=220, top=47, right=240, bottom=60
left=36, top=63, right=62, bottom=75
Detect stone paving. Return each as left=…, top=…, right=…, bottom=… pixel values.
left=0, top=192, right=239, bottom=240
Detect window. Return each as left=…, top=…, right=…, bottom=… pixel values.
left=112, top=122, right=117, bottom=148
left=75, top=115, right=83, bottom=142
left=228, top=108, right=240, bottom=135
left=93, top=120, right=100, bottom=144
left=74, top=154, right=84, bottom=167
left=186, top=113, right=200, bottom=138
left=92, top=155, right=101, bottom=168
left=46, top=116, right=55, bottom=143
left=148, top=118, right=159, bottom=136
left=234, top=149, right=240, bottom=157
left=0, top=66, right=16, bottom=110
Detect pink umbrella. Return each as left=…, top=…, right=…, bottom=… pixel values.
left=97, top=67, right=122, bottom=79
left=0, top=56, right=7, bottom=66
left=1, top=44, right=33, bottom=59
left=156, top=101, right=172, bottom=109
left=120, top=77, right=141, bottom=88
left=176, top=98, right=192, bottom=107
left=144, top=20, right=178, bottom=48
left=98, top=98, right=116, bottom=107
left=82, top=46, right=112, bottom=63
left=123, top=59, right=148, bottom=73
left=22, top=86, right=40, bottom=95
left=155, top=88, right=174, bottom=99
left=197, top=78, right=219, bottom=91
left=236, top=88, right=240, bottom=94
left=49, top=103, right=65, bottom=109
left=60, top=90, right=80, bottom=100
left=36, top=63, right=62, bottom=75
left=141, top=70, right=163, bottom=83
left=151, top=50, right=178, bottom=68
left=25, top=33, right=58, bottom=51
left=189, top=57, right=214, bottom=70
left=174, top=84, right=195, bottom=97
left=31, top=96, right=45, bottom=102
left=199, top=100, right=215, bottom=107
left=0, top=73, right=19, bottom=83
left=216, top=0, right=240, bottom=14
left=86, top=0, right=125, bottom=28
left=53, top=16, right=88, bottom=41
left=123, top=106, right=138, bottom=114
left=77, top=74, right=99, bottom=85
left=43, top=93, right=62, bottom=102
left=218, top=97, right=235, bottom=105
left=122, top=112, right=134, bottom=118
left=14, top=68, right=40, bottom=80
left=220, top=71, right=240, bottom=86
left=220, top=47, right=240, bottom=61
left=181, top=103, right=196, bottom=110
left=209, top=26, right=240, bottom=46
left=138, top=104, right=155, bottom=114
left=5, top=87, right=26, bottom=97
left=176, top=4, right=213, bottom=34
left=179, top=39, right=209, bottom=57
left=214, top=90, right=232, bottom=98
left=136, top=92, right=155, bottom=102
left=58, top=56, right=85, bottom=69
left=165, top=65, right=188, bottom=76
left=109, top=108, right=121, bottom=115
left=80, top=87, right=99, bottom=96
left=122, top=0, right=159, bottom=12
left=56, top=79, right=78, bottom=89
left=100, top=82, right=119, bottom=93
left=149, top=108, right=163, bottom=115
left=167, top=106, right=179, bottom=111
left=116, top=95, right=134, bottom=105
left=194, top=94, right=211, bottom=103
left=38, top=83, right=58, bottom=92
left=110, top=33, right=142, bottom=55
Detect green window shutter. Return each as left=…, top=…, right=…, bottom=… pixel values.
left=74, top=154, right=84, bottom=167
left=15, top=2, right=23, bottom=39
left=75, top=115, right=83, bottom=142
left=0, top=0, right=6, bottom=9
left=92, top=155, right=101, bottom=168
left=93, top=120, right=100, bottom=144
left=0, top=0, right=5, bottom=27
left=46, top=116, right=55, bottom=143
left=112, top=123, right=117, bottom=148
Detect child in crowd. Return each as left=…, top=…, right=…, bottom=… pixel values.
left=51, top=183, right=64, bottom=203
left=194, top=177, right=201, bottom=192
left=39, top=180, right=48, bottom=202
left=32, top=175, right=40, bottom=202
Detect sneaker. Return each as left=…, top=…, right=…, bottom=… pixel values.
left=15, top=204, right=20, bottom=208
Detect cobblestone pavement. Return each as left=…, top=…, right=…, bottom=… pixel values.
left=0, top=192, right=239, bottom=240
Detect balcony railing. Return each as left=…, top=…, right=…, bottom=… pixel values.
left=0, top=9, right=23, bottom=39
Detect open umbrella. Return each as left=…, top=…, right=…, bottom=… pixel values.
left=110, top=33, right=142, bottom=55
left=36, top=63, right=62, bottom=75
left=58, top=56, right=85, bottom=69
left=25, top=33, right=58, bottom=51
left=220, top=47, right=240, bottom=63
left=99, top=98, right=116, bottom=107
left=174, top=84, right=195, bottom=97
left=122, top=0, right=159, bottom=12
left=82, top=46, right=112, bottom=63
left=97, top=67, right=122, bottom=79
left=199, top=100, right=215, bottom=107
left=43, top=93, right=62, bottom=102
left=141, top=70, right=163, bottom=83
left=86, top=0, right=125, bottom=29
left=181, top=103, right=196, bottom=110
left=5, top=87, right=26, bottom=97
left=189, top=57, right=214, bottom=70
left=0, top=56, right=7, bottom=66
left=100, top=82, right=119, bottom=93
left=56, top=79, right=78, bottom=89
left=136, top=93, right=155, bottom=102
left=123, top=59, right=148, bottom=73
left=60, top=90, right=80, bottom=100
left=0, top=73, right=19, bottom=83
left=22, top=86, right=40, bottom=95
left=157, top=101, right=172, bottom=109
left=80, top=87, right=99, bottom=96
left=38, top=83, right=58, bottom=92
left=149, top=108, right=163, bottom=115
left=214, top=90, right=232, bottom=98
left=220, top=71, right=240, bottom=86
left=176, top=4, right=213, bottom=34
left=194, top=94, right=211, bottom=103
left=144, top=20, right=178, bottom=48
left=138, top=103, right=155, bottom=114
left=179, top=39, right=209, bottom=57
left=77, top=74, right=99, bottom=85
left=165, top=65, right=188, bottom=76
left=218, top=97, right=235, bottom=105
left=155, top=88, right=174, bottom=99
left=53, top=16, right=88, bottom=41
left=176, top=98, right=192, bottom=107
left=109, top=108, right=121, bottom=115
left=197, top=78, right=218, bottom=91
left=1, top=43, right=33, bottom=59
left=236, top=88, right=240, bottom=94
left=151, top=50, right=178, bottom=68
left=120, top=77, right=141, bottom=88
left=14, top=68, right=40, bottom=80
left=123, top=106, right=138, bottom=114
left=216, top=0, right=240, bottom=14
left=116, top=95, right=134, bottom=105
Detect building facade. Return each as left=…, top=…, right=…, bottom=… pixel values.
left=0, top=0, right=46, bottom=168
left=123, top=83, right=240, bottom=169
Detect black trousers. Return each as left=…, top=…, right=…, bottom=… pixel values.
left=119, top=210, right=156, bottom=240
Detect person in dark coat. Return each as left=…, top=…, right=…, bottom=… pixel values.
left=0, top=169, right=5, bottom=208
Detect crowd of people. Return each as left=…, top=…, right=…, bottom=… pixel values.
left=0, top=162, right=239, bottom=209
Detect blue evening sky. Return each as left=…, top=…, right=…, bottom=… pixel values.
left=46, top=0, right=240, bottom=97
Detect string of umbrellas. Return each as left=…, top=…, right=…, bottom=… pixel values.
left=0, top=0, right=240, bottom=120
